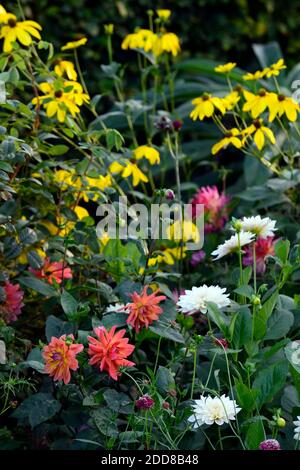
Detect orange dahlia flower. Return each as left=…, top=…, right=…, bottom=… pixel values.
left=87, top=326, right=135, bottom=381
left=30, top=257, right=72, bottom=285
left=124, top=286, right=166, bottom=333
left=43, top=334, right=83, bottom=384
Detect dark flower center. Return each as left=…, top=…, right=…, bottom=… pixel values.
left=258, top=89, right=266, bottom=97
left=54, top=90, right=63, bottom=98
left=278, top=94, right=285, bottom=102
left=253, top=119, right=262, bottom=129
left=224, top=131, right=233, bottom=138
left=202, top=93, right=210, bottom=101
left=8, top=18, right=17, bottom=28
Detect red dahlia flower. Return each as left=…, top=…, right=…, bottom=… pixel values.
left=124, top=286, right=166, bottom=333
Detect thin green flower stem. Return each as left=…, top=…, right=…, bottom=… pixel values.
left=153, top=336, right=162, bottom=375
left=200, top=429, right=216, bottom=450
left=137, top=54, right=150, bottom=138
left=106, top=34, right=113, bottom=63
left=204, top=353, right=217, bottom=389
left=190, top=349, right=197, bottom=399
left=272, top=76, right=281, bottom=94
left=165, top=54, right=175, bottom=113
left=218, top=426, right=223, bottom=450
left=276, top=116, right=294, bottom=157
left=253, top=241, right=257, bottom=293
left=212, top=114, right=227, bottom=133
left=73, top=49, right=89, bottom=96
left=237, top=231, right=243, bottom=287
left=113, top=79, right=139, bottom=147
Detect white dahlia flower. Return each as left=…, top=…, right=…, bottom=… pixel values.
left=188, top=394, right=241, bottom=427
left=177, top=284, right=230, bottom=314
left=211, top=231, right=255, bottom=260
left=294, top=416, right=300, bottom=441
left=237, top=215, right=277, bottom=239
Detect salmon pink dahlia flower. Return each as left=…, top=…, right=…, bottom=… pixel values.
left=124, top=286, right=166, bottom=333
left=0, top=281, right=24, bottom=323
left=43, top=334, right=83, bottom=385
left=29, top=257, right=72, bottom=285
left=87, top=326, right=135, bottom=381
left=190, top=185, right=230, bottom=233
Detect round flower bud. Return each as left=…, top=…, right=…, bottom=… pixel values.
left=165, top=189, right=175, bottom=200
left=162, top=401, right=170, bottom=409
left=277, top=417, right=286, bottom=428
left=251, top=295, right=261, bottom=306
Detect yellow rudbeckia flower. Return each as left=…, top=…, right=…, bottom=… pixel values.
left=243, top=70, right=265, bottom=81
left=32, top=80, right=89, bottom=123
left=121, top=29, right=157, bottom=53
left=54, top=60, right=77, bottom=80
left=223, top=90, right=241, bottom=110
left=133, top=145, right=160, bottom=165
left=156, top=9, right=172, bottom=20
left=61, top=37, right=87, bottom=51
left=109, top=161, right=148, bottom=187
left=167, top=220, right=200, bottom=243
left=268, top=93, right=300, bottom=122
left=243, top=89, right=276, bottom=118
left=152, top=32, right=180, bottom=57
left=263, top=59, right=286, bottom=78
left=242, top=119, right=275, bottom=150
left=190, top=93, right=226, bottom=120
left=0, top=6, right=42, bottom=53
left=212, top=128, right=242, bottom=155
left=215, top=62, right=236, bottom=73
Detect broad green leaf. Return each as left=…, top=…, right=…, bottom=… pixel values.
left=206, top=302, right=229, bottom=336
left=13, top=393, right=61, bottom=428
left=235, top=380, right=258, bottom=412
left=230, top=307, right=252, bottom=349
left=156, top=366, right=175, bottom=394
left=45, top=315, right=75, bottom=342
left=245, top=419, right=265, bottom=450
left=253, top=361, right=289, bottom=408
left=265, top=308, right=294, bottom=340
left=19, top=276, right=57, bottom=297
left=61, top=290, right=78, bottom=316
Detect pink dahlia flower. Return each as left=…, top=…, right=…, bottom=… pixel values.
left=29, top=257, right=72, bottom=285
left=0, top=281, right=24, bottom=323
left=190, top=185, right=230, bottom=233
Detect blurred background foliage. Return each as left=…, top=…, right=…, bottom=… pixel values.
left=7, top=0, right=300, bottom=92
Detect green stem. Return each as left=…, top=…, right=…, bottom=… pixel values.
left=190, top=349, right=197, bottom=400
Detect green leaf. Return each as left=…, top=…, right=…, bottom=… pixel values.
left=61, top=290, right=78, bottom=317
left=235, top=380, right=258, bottom=412
left=105, top=129, right=124, bottom=151
left=45, top=315, right=75, bottom=342
left=156, top=366, right=175, bottom=394
left=230, top=307, right=252, bottom=349
left=48, top=145, right=69, bottom=156
left=252, top=42, right=283, bottom=69
left=103, top=389, right=133, bottom=414
left=253, top=291, right=279, bottom=340
left=234, top=285, right=254, bottom=299
left=13, top=393, right=61, bottom=428
left=265, top=308, right=294, bottom=340
left=275, top=239, right=290, bottom=265
left=206, top=302, right=229, bottom=336
left=93, top=312, right=128, bottom=329
left=253, top=361, right=289, bottom=408
left=19, top=227, right=37, bottom=245
left=149, top=322, right=185, bottom=343
left=245, top=419, right=265, bottom=450
left=19, top=276, right=57, bottom=297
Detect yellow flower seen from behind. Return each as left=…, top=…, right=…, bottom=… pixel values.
left=109, top=161, right=148, bottom=187
left=133, top=145, right=160, bottom=165
left=215, top=62, right=236, bottom=73
left=152, top=32, right=180, bottom=57
left=167, top=220, right=200, bottom=243
left=156, top=9, right=171, bottom=20
left=61, top=37, right=87, bottom=51
left=54, top=60, right=77, bottom=81
left=263, top=59, right=286, bottom=78
left=212, top=128, right=242, bottom=155
left=243, top=70, right=265, bottom=81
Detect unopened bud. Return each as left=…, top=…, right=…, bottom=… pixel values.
left=277, top=417, right=286, bottom=428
